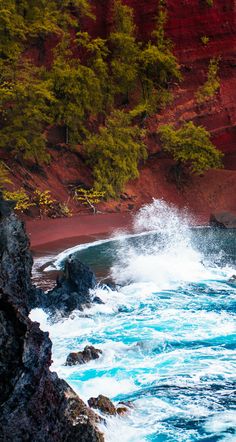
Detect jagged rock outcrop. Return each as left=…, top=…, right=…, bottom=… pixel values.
left=88, top=395, right=117, bottom=416
left=0, top=201, right=104, bottom=441
left=31, top=254, right=102, bottom=318
left=66, top=346, right=103, bottom=366
left=87, top=395, right=130, bottom=416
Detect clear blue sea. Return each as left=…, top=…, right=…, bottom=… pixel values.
left=32, top=200, right=236, bottom=442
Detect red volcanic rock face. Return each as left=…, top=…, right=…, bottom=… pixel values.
left=13, top=0, right=236, bottom=218
left=85, top=0, right=236, bottom=157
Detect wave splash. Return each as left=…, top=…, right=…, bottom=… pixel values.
left=111, top=200, right=212, bottom=288
left=31, top=199, right=236, bottom=442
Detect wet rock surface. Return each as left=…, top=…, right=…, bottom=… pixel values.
left=0, top=202, right=104, bottom=441
left=210, top=212, right=236, bottom=228
left=31, top=255, right=100, bottom=318
left=66, top=346, right=102, bottom=366
left=88, top=395, right=117, bottom=416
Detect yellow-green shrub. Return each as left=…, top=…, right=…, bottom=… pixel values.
left=196, top=58, right=220, bottom=104
left=3, top=189, right=34, bottom=212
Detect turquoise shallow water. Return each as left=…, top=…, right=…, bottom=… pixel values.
left=32, top=201, right=236, bottom=442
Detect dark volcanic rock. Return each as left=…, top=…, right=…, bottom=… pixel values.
left=0, top=201, right=104, bottom=441
left=0, top=212, right=34, bottom=314
left=39, top=255, right=100, bottom=317
left=88, top=395, right=117, bottom=416
left=210, top=212, right=236, bottom=228
left=66, top=346, right=102, bottom=366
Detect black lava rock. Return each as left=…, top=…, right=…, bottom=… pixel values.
left=66, top=346, right=102, bottom=366
left=0, top=197, right=104, bottom=442
left=88, top=395, right=117, bottom=416
left=41, top=255, right=100, bottom=317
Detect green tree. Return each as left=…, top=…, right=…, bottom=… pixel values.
left=139, top=5, right=181, bottom=105
left=0, top=61, right=54, bottom=163
left=84, top=110, right=147, bottom=198
left=74, top=187, right=105, bottom=213
left=77, top=32, right=111, bottom=109
left=158, top=121, right=223, bottom=179
left=51, top=43, right=105, bottom=144
left=109, top=0, right=140, bottom=100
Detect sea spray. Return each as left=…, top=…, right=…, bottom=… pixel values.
left=31, top=199, right=236, bottom=442
left=111, top=199, right=212, bottom=288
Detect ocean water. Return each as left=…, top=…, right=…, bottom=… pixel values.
left=31, top=200, right=236, bottom=442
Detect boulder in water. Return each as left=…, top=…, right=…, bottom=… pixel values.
left=210, top=212, right=236, bottom=228
left=88, top=395, right=117, bottom=416
left=36, top=255, right=102, bottom=317
left=66, top=346, right=102, bottom=366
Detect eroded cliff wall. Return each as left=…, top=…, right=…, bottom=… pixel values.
left=6, top=0, right=236, bottom=218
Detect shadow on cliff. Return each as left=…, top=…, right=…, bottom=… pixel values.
left=0, top=198, right=104, bottom=441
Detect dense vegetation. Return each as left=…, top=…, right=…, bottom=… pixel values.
left=158, top=122, right=223, bottom=181
left=84, top=110, right=147, bottom=197
left=0, top=0, right=222, bottom=203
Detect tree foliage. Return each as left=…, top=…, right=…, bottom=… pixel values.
left=74, top=187, right=105, bottom=213
left=139, top=5, right=181, bottom=104
left=84, top=110, right=147, bottom=198
left=0, top=0, right=92, bottom=161
left=158, top=121, right=223, bottom=175
left=3, top=188, right=34, bottom=212
left=0, top=61, right=54, bottom=162
left=109, top=0, right=140, bottom=99
left=0, top=0, right=184, bottom=201
left=51, top=44, right=105, bottom=143
left=0, top=162, right=12, bottom=189
left=196, top=57, right=220, bottom=104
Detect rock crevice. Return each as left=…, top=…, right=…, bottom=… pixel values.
left=0, top=202, right=104, bottom=441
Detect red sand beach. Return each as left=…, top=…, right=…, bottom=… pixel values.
left=26, top=212, right=134, bottom=253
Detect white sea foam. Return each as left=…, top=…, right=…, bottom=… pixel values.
left=111, top=200, right=223, bottom=288
left=31, top=199, right=236, bottom=442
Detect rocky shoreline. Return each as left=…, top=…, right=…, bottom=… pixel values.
left=0, top=199, right=104, bottom=441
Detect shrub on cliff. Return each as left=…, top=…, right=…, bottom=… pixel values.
left=139, top=5, right=181, bottom=106
left=196, top=58, right=220, bottom=104
left=51, top=43, right=105, bottom=143
left=158, top=121, right=223, bottom=181
left=84, top=110, right=147, bottom=198
left=109, top=0, right=140, bottom=101
left=0, top=61, right=54, bottom=163
left=0, top=162, right=12, bottom=189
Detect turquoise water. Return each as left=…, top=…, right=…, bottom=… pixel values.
left=32, top=200, right=236, bottom=442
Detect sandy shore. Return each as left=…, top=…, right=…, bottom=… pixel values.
left=26, top=212, right=134, bottom=254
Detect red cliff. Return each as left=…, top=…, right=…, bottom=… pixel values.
left=9, top=0, right=236, bottom=219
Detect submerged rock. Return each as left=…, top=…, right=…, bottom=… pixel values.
left=0, top=200, right=104, bottom=441
left=88, top=395, right=117, bottom=416
left=66, top=346, right=102, bottom=366
left=210, top=212, right=236, bottom=228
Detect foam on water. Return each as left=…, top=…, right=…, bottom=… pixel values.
left=30, top=200, right=236, bottom=441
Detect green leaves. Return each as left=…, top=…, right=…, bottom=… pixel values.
left=0, top=62, right=54, bottom=162
left=158, top=121, right=223, bottom=175
left=109, top=0, right=140, bottom=98
left=0, top=162, right=12, bottom=189
left=196, top=58, right=220, bottom=104
left=84, top=110, right=147, bottom=198
left=51, top=55, right=104, bottom=143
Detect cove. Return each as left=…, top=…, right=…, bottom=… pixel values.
left=31, top=200, right=236, bottom=442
